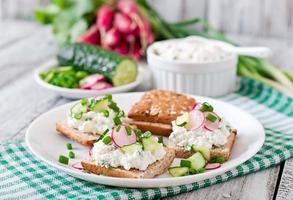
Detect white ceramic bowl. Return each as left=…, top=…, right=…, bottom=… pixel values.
left=147, top=37, right=238, bottom=97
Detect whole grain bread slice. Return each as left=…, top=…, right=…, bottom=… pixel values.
left=56, top=121, right=98, bottom=146
left=172, top=129, right=237, bottom=160
left=124, top=118, right=172, bottom=136
left=81, top=148, right=175, bottom=178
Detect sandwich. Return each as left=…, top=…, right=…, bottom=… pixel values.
left=81, top=125, right=175, bottom=178
left=126, top=90, right=195, bottom=136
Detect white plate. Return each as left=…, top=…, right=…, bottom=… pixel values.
left=26, top=93, right=265, bottom=188
left=34, top=60, right=145, bottom=99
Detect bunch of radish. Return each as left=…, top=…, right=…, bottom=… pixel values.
left=78, top=0, right=154, bottom=60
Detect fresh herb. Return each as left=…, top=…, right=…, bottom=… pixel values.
left=199, top=102, right=213, bottom=112
left=197, top=167, right=206, bottom=173
left=58, top=155, right=69, bottom=165
left=125, top=125, right=132, bottom=136
left=102, top=136, right=112, bottom=144
left=206, top=113, right=217, bottom=123
left=180, top=160, right=191, bottom=168
left=158, top=136, right=164, bottom=144
left=66, top=143, right=73, bottom=150
left=189, top=168, right=197, bottom=174
left=116, top=125, right=121, bottom=132
left=209, top=156, right=225, bottom=164
left=69, top=151, right=75, bottom=159
left=101, top=110, right=109, bottom=117
left=134, top=128, right=142, bottom=138
left=96, top=129, right=109, bottom=142
left=108, top=102, right=120, bottom=113
left=81, top=98, right=88, bottom=106
left=113, top=115, right=122, bottom=126
left=141, top=131, right=152, bottom=138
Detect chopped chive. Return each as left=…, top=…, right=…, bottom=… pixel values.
left=108, top=102, right=120, bottom=112
left=104, top=94, right=112, bottom=101
left=197, top=167, right=206, bottom=173
left=101, top=110, right=109, bottom=117
left=116, top=125, right=121, bottom=132
left=102, top=136, right=111, bottom=144
left=97, top=129, right=109, bottom=142
left=134, top=128, right=142, bottom=137
left=69, top=151, right=75, bottom=159
left=81, top=98, right=88, bottom=106
left=142, top=131, right=152, bottom=138
left=113, top=116, right=121, bottom=126
left=58, top=155, right=69, bottom=165
left=206, top=113, right=217, bottom=123
left=199, top=102, right=214, bottom=112
left=158, top=136, right=164, bottom=144
left=66, top=143, right=72, bottom=150
left=180, top=160, right=191, bottom=168
left=209, top=156, right=225, bottom=164
left=189, top=168, right=197, bottom=174
left=125, top=125, right=132, bottom=136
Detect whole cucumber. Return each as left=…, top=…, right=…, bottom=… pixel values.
left=57, top=43, right=137, bottom=86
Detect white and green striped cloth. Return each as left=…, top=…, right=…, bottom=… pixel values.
left=1, top=78, right=292, bottom=199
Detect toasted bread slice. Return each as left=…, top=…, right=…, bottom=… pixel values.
left=128, top=90, right=195, bottom=124
left=172, top=129, right=237, bottom=160
left=81, top=148, right=175, bottom=178
left=124, top=118, right=172, bottom=136
left=56, top=121, right=98, bottom=146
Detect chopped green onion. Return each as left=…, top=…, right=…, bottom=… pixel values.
left=81, top=98, right=88, bottom=106
left=116, top=125, right=121, bottom=132
left=158, top=136, right=164, bottom=144
left=142, top=131, right=152, bottom=138
left=69, top=151, right=75, bottom=159
left=113, top=116, right=121, bottom=126
left=104, top=94, right=112, bottom=101
left=125, top=125, right=132, bottom=136
left=101, top=110, right=109, bottom=117
left=108, top=102, right=120, bottom=113
left=189, top=168, right=197, bottom=174
left=206, top=113, right=217, bottom=123
left=66, top=143, right=72, bottom=150
left=58, top=155, right=69, bottom=165
left=199, top=102, right=214, bottom=112
left=197, top=167, right=205, bottom=173
left=209, top=156, right=225, bottom=164
left=180, top=160, right=191, bottom=168
left=102, top=136, right=111, bottom=144
left=134, top=128, right=142, bottom=137
left=97, top=129, right=109, bottom=142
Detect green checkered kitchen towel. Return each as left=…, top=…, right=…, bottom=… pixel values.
left=1, top=78, right=293, bottom=199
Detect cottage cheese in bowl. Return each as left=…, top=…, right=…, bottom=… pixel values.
left=147, top=36, right=238, bottom=97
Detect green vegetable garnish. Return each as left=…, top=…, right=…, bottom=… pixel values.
left=134, top=128, right=142, bottom=138
left=197, top=167, right=206, bottom=173
left=206, top=113, right=217, bottom=122
left=141, top=131, right=152, bottom=138
left=209, top=156, right=225, bottom=164
left=199, top=102, right=214, bottom=112
left=116, top=125, right=121, bottom=132
left=158, top=136, right=164, bottom=144
left=69, top=151, right=75, bottom=159
left=113, top=116, right=122, bottom=126
left=58, top=155, right=69, bottom=165
left=189, top=168, right=197, bottom=174
left=125, top=125, right=132, bottom=136
left=101, top=110, right=109, bottom=117
left=102, top=136, right=111, bottom=144
left=180, top=160, right=192, bottom=168
left=66, top=143, right=72, bottom=150
left=81, top=98, right=88, bottom=106
left=108, top=102, right=120, bottom=113
left=96, top=129, right=109, bottom=142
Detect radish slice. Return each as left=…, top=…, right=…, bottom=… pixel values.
left=205, top=163, right=221, bottom=170
left=187, top=110, right=205, bottom=130
left=90, top=82, right=113, bottom=91
left=89, top=146, right=93, bottom=156
left=192, top=102, right=201, bottom=110
left=111, top=125, right=137, bottom=147
left=204, top=112, right=220, bottom=131
left=79, top=74, right=105, bottom=89
left=72, top=162, right=84, bottom=170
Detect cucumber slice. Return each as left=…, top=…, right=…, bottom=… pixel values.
left=175, top=113, right=189, bottom=127
left=92, top=98, right=110, bottom=112
left=71, top=102, right=87, bottom=119
left=187, top=152, right=206, bottom=171
left=191, top=145, right=211, bottom=161
left=121, top=143, right=143, bottom=154
left=168, top=167, right=189, bottom=177
left=141, top=136, right=162, bottom=153
left=112, top=60, right=137, bottom=86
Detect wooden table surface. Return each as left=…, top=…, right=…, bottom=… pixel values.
left=0, top=20, right=292, bottom=200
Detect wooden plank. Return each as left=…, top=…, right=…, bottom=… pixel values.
left=276, top=159, right=293, bottom=200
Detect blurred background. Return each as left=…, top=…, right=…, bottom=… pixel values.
left=0, top=0, right=292, bottom=70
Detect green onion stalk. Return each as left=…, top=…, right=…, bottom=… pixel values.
left=136, top=0, right=293, bottom=97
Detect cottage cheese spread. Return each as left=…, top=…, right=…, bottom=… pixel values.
left=91, top=141, right=166, bottom=171
left=169, top=119, right=231, bottom=150
left=67, top=110, right=116, bottom=135
left=152, top=37, right=231, bottom=62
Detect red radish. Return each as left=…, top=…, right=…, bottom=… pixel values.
left=187, top=110, right=205, bottom=130
left=114, top=13, right=136, bottom=34
left=96, top=5, right=114, bottom=31
left=117, top=0, right=139, bottom=15
left=192, top=102, right=201, bottom=110
left=90, top=82, right=113, bottom=90
left=204, top=112, right=220, bottom=131
left=111, top=125, right=137, bottom=147
left=115, top=41, right=129, bottom=55
left=105, top=28, right=121, bottom=47
left=79, top=74, right=105, bottom=89
left=205, top=163, right=221, bottom=170
left=130, top=41, right=142, bottom=60
left=78, top=26, right=100, bottom=45
left=72, top=162, right=84, bottom=170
